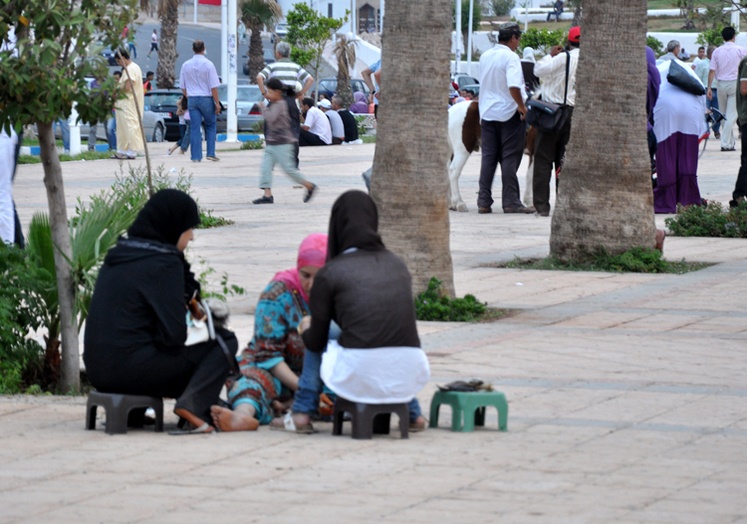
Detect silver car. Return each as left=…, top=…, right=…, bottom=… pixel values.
left=216, top=84, right=265, bottom=132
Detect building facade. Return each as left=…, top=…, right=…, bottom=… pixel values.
left=276, top=0, right=385, bottom=35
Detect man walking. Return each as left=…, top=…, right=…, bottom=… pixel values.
left=477, top=22, right=533, bottom=214
left=532, top=26, right=580, bottom=217
left=179, top=40, right=221, bottom=162
left=730, top=53, right=747, bottom=207
left=708, top=27, right=746, bottom=151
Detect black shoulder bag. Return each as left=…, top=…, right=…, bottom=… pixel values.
left=525, top=50, right=571, bottom=133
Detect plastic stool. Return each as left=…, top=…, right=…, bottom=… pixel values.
left=332, top=396, right=409, bottom=439
left=86, top=391, right=164, bottom=435
left=429, top=390, right=508, bottom=432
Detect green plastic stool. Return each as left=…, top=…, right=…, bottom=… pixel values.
left=429, top=390, right=508, bottom=432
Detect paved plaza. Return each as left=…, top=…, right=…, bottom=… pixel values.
left=3, top=139, right=747, bottom=523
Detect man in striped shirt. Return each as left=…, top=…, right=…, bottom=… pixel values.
left=257, top=42, right=314, bottom=99
left=532, top=25, right=580, bottom=217
left=179, top=39, right=221, bottom=162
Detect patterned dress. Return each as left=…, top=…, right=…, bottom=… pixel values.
left=227, top=280, right=308, bottom=424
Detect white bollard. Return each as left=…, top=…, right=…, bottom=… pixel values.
left=69, top=106, right=81, bottom=155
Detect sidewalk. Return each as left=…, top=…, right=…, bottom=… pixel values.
left=3, top=139, right=747, bottom=523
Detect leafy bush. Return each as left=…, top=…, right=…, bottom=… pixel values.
left=415, top=278, right=487, bottom=322
left=0, top=243, right=47, bottom=393
left=519, top=28, right=566, bottom=56
left=240, top=138, right=265, bottom=150
left=696, top=25, right=726, bottom=47
left=665, top=200, right=747, bottom=238
left=647, top=36, right=664, bottom=57
left=355, top=115, right=367, bottom=137
left=491, top=0, right=514, bottom=16
left=196, top=262, right=246, bottom=301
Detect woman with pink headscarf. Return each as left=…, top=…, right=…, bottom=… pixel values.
left=211, top=233, right=328, bottom=431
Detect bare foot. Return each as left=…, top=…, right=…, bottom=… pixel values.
left=210, top=405, right=259, bottom=432
left=655, top=229, right=666, bottom=252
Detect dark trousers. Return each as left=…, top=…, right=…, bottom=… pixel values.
left=88, top=329, right=236, bottom=424
left=478, top=112, right=526, bottom=209
left=533, top=107, right=573, bottom=214
left=733, top=123, right=747, bottom=201
left=299, top=129, right=328, bottom=146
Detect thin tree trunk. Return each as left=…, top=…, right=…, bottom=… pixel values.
left=549, top=0, right=655, bottom=261
left=336, top=61, right=353, bottom=107
left=156, top=0, right=179, bottom=89
left=37, top=120, right=80, bottom=393
left=370, top=0, right=455, bottom=296
left=572, top=1, right=582, bottom=25
left=248, top=25, right=266, bottom=83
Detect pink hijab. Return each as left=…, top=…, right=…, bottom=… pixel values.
left=272, top=233, right=328, bottom=303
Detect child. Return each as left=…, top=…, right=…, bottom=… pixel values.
left=148, top=29, right=159, bottom=58
left=169, top=96, right=190, bottom=155
left=253, top=78, right=316, bottom=205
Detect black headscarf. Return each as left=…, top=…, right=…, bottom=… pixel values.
left=327, top=190, right=385, bottom=260
left=128, top=189, right=201, bottom=246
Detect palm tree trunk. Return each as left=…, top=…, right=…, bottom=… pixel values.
left=549, top=0, right=655, bottom=261
left=156, top=0, right=179, bottom=89
left=37, top=120, right=79, bottom=393
left=370, top=0, right=455, bottom=296
left=248, top=25, right=265, bottom=82
left=336, top=63, right=352, bottom=107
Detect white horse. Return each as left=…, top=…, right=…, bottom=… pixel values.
left=447, top=100, right=537, bottom=212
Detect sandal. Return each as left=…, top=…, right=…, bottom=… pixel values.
left=169, top=422, right=215, bottom=435
left=269, top=412, right=315, bottom=434
left=111, top=153, right=128, bottom=160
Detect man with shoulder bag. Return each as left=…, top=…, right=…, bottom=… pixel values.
left=530, top=26, right=580, bottom=217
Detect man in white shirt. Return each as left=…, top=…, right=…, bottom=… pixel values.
left=532, top=26, right=580, bottom=217
left=708, top=26, right=747, bottom=151
left=477, top=22, right=532, bottom=214
left=319, top=98, right=344, bottom=144
left=299, top=98, right=332, bottom=146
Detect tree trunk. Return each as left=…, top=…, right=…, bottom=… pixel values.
left=336, top=56, right=353, bottom=107
left=36, top=120, right=80, bottom=393
left=156, top=0, right=179, bottom=89
left=248, top=26, right=266, bottom=83
left=549, top=0, right=656, bottom=261
left=370, top=0, right=455, bottom=296
left=572, top=1, right=582, bottom=26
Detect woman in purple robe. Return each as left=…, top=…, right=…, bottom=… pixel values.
left=652, top=55, right=707, bottom=213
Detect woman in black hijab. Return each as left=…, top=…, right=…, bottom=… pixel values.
left=272, top=190, right=429, bottom=433
left=84, top=189, right=236, bottom=434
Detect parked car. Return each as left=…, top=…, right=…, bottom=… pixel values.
left=101, top=48, right=118, bottom=66
left=270, top=23, right=288, bottom=44
left=452, top=74, right=479, bottom=90
left=242, top=45, right=276, bottom=75
left=50, top=111, right=167, bottom=144
left=143, top=89, right=182, bottom=141
left=461, top=84, right=480, bottom=97
left=216, top=84, right=265, bottom=132
left=316, top=78, right=370, bottom=100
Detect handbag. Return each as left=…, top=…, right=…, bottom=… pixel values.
left=667, top=59, right=706, bottom=96
left=185, top=298, right=241, bottom=379
left=525, top=50, right=571, bottom=133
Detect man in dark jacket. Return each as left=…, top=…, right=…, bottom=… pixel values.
left=331, top=95, right=359, bottom=143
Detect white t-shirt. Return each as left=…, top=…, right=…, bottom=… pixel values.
left=325, top=110, right=345, bottom=139
left=304, top=106, right=332, bottom=144
left=478, top=44, right=526, bottom=122
left=151, top=33, right=158, bottom=44
left=0, top=128, right=17, bottom=244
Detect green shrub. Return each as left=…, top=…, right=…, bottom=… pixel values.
left=240, top=138, right=264, bottom=150
left=491, top=0, right=514, bottom=16
left=519, top=28, right=565, bottom=56
left=665, top=200, right=747, bottom=238
left=0, top=243, right=47, bottom=393
left=696, top=25, right=726, bottom=47
left=647, top=36, right=664, bottom=57
left=415, top=277, right=487, bottom=322
left=355, top=115, right=367, bottom=137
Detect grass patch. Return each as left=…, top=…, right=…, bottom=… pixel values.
left=666, top=201, right=747, bottom=238
left=361, top=135, right=376, bottom=144
left=22, top=138, right=64, bottom=147
left=198, top=208, right=235, bottom=229
left=501, top=247, right=709, bottom=275
left=415, top=277, right=500, bottom=322
left=18, top=151, right=112, bottom=164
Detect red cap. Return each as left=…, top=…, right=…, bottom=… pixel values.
left=568, top=26, right=580, bottom=43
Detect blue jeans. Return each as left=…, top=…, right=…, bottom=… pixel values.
left=188, top=96, right=216, bottom=161
left=106, top=118, right=116, bottom=150
left=708, top=88, right=721, bottom=133
left=128, top=42, right=137, bottom=59
left=292, top=323, right=423, bottom=423
left=54, top=118, right=70, bottom=152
